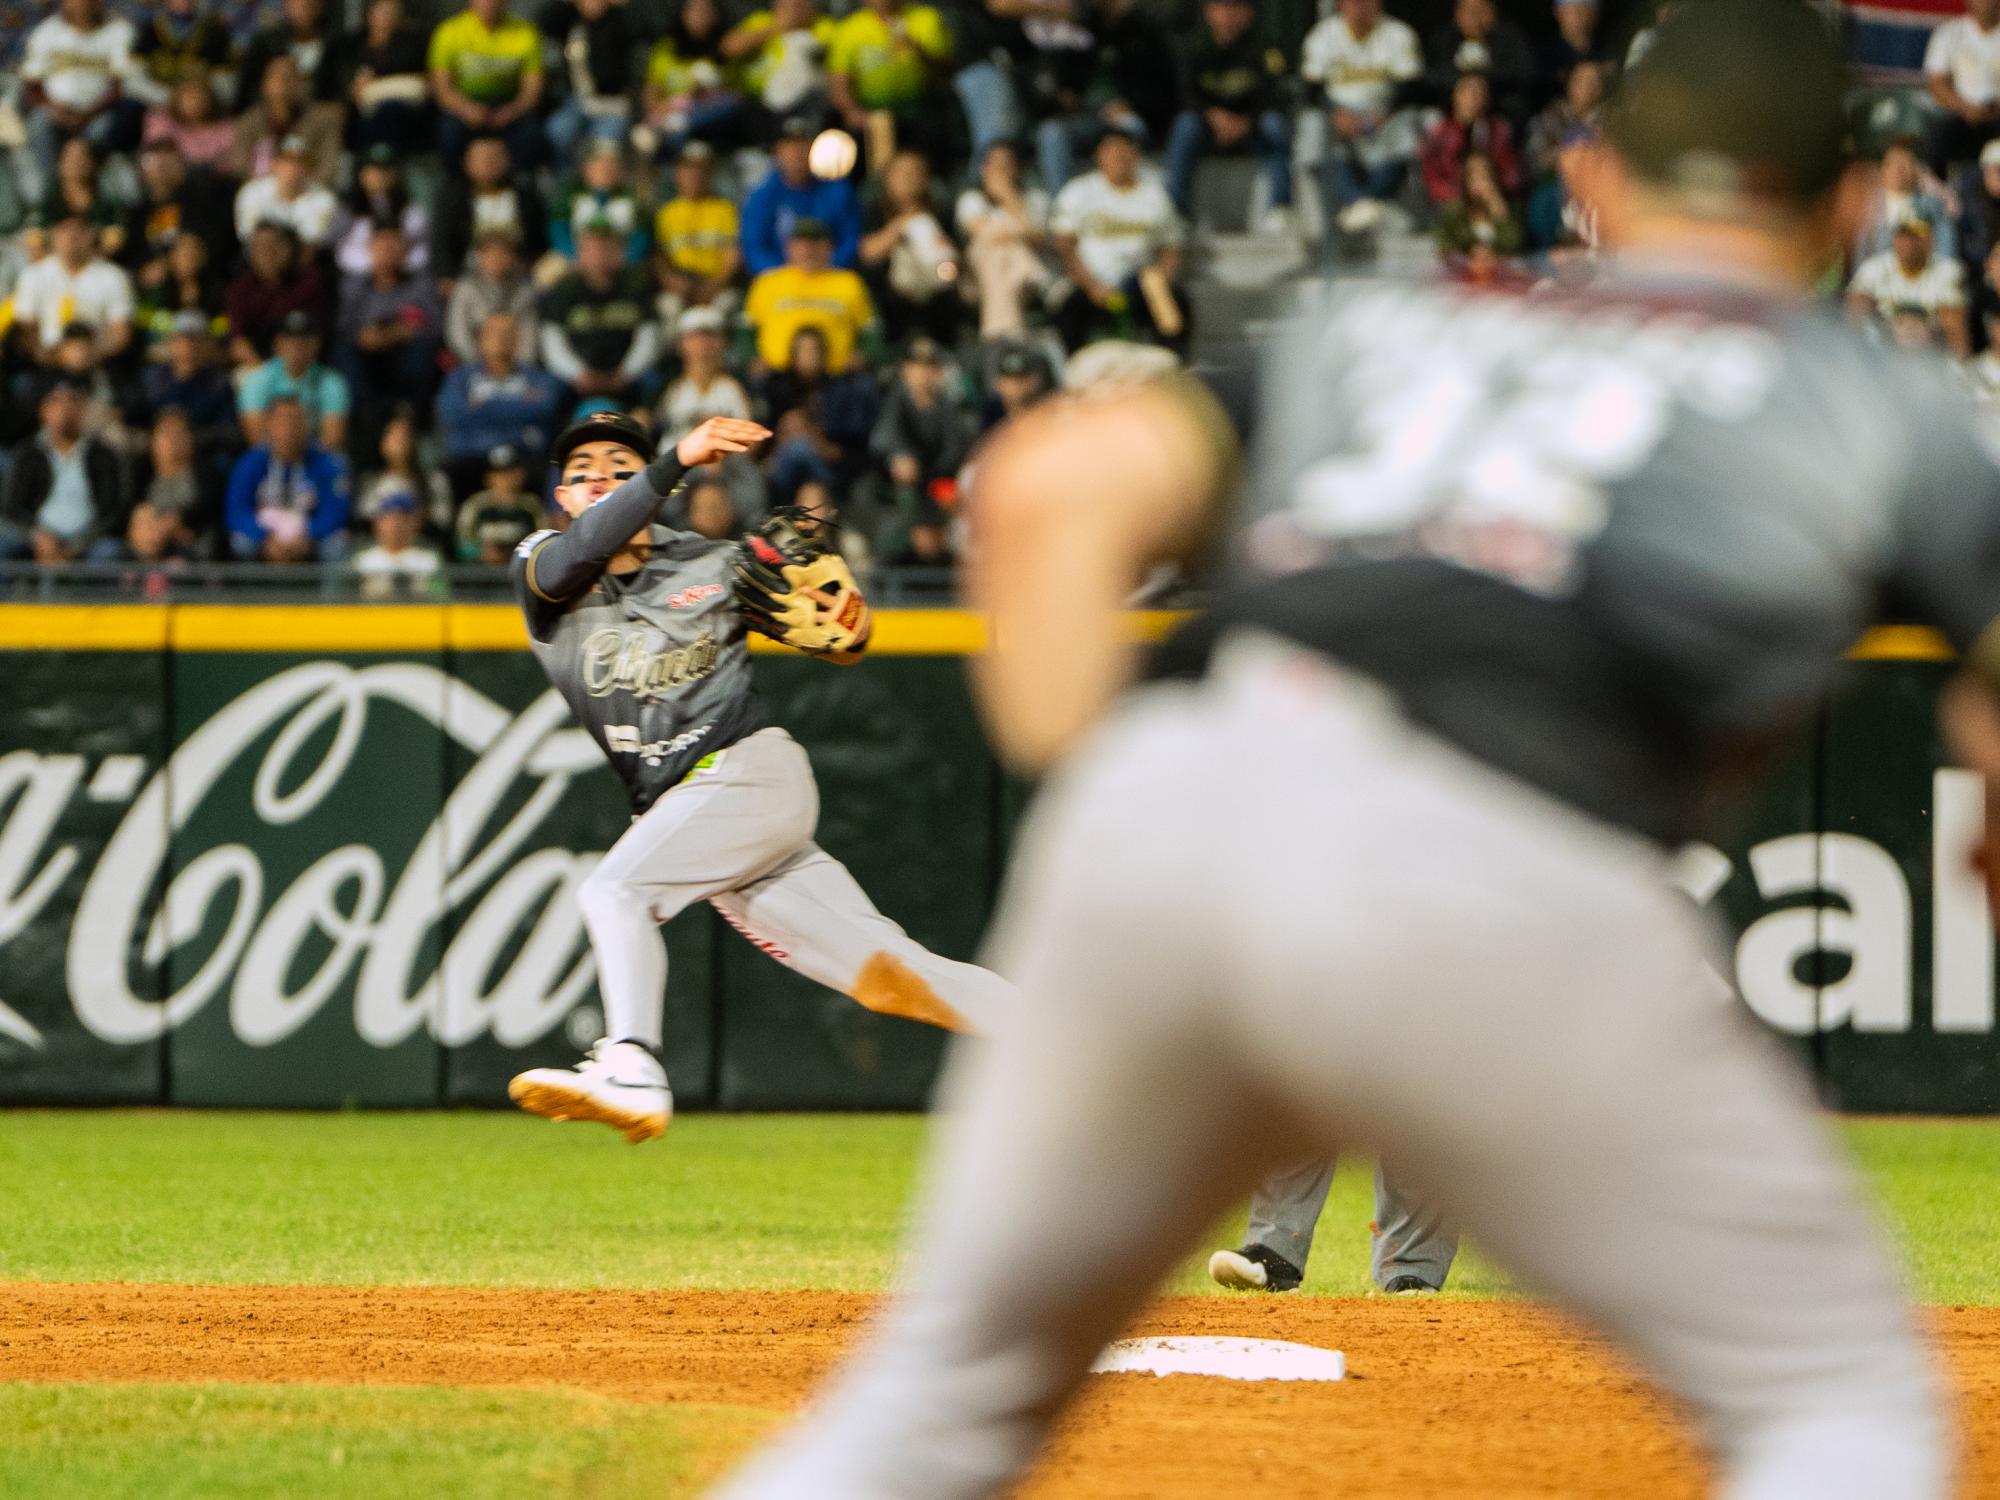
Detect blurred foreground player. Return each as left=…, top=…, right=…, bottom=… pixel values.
left=506, top=412, right=1014, bottom=1142
left=714, top=7, right=1981, bottom=1495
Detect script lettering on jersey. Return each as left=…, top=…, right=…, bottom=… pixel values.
left=1272, top=284, right=1783, bottom=596
left=667, top=583, right=725, bottom=610
left=603, top=721, right=713, bottom=764
left=580, top=627, right=719, bottom=701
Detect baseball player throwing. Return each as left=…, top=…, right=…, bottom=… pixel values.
left=506, top=411, right=1014, bottom=1142
left=715, top=6, right=1971, bottom=1495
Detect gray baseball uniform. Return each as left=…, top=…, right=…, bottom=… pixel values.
left=714, top=269, right=1986, bottom=1499
left=513, top=464, right=1014, bottom=1047
left=1248, top=1157, right=1458, bottom=1291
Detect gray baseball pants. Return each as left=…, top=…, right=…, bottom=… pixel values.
left=577, top=726, right=1015, bottom=1047
left=1248, top=1156, right=1458, bottom=1290
left=712, top=633, right=1949, bottom=1500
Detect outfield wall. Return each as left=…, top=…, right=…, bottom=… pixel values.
left=0, top=606, right=1993, bottom=1114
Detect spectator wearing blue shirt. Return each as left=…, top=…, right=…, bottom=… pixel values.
left=436, top=309, right=562, bottom=495
left=740, top=115, right=861, bottom=277
left=239, top=310, right=352, bottom=452
left=225, top=394, right=351, bottom=562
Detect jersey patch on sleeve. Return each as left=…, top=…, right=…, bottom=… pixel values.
left=516, top=529, right=561, bottom=601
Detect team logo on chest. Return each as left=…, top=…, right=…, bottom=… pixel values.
left=667, top=582, right=725, bottom=609
left=581, top=627, right=720, bottom=701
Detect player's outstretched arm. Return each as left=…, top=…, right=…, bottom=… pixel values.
left=967, top=378, right=1235, bottom=772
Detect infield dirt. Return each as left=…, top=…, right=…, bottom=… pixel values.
left=4, top=1283, right=1996, bottom=1497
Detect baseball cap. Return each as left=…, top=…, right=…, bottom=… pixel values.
left=42, top=376, right=87, bottom=400
left=550, top=409, right=652, bottom=471
left=375, top=489, right=419, bottom=515
left=579, top=214, right=622, bottom=239
left=778, top=115, right=816, bottom=141
left=364, top=142, right=397, bottom=167
left=169, top=309, right=209, bottom=337
left=788, top=216, right=831, bottom=241
left=1895, top=213, right=1933, bottom=239
left=677, top=305, right=726, bottom=336
left=584, top=136, right=622, bottom=160
left=276, top=133, right=309, bottom=157
left=487, top=442, right=523, bottom=471
left=678, top=139, right=716, bottom=164
left=277, top=309, right=316, bottom=337
left=1096, top=116, right=1145, bottom=147
left=903, top=335, right=945, bottom=365
left=1981, top=138, right=2000, bottom=170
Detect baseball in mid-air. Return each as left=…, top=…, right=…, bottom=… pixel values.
left=809, top=128, right=858, bottom=181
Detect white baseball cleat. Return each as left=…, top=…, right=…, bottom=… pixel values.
left=1207, top=1244, right=1303, bottom=1293
left=508, top=1040, right=672, bottom=1143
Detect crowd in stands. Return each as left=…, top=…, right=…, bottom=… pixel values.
left=0, top=0, right=1992, bottom=591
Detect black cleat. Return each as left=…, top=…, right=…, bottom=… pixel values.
left=1207, top=1243, right=1304, bottom=1293
left=1382, top=1274, right=1439, bottom=1296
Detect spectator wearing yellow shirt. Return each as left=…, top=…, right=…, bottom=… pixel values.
left=641, top=0, right=746, bottom=159
left=428, top=0, right=545, bottom=168
left=828, top=0, right=952, bottom=140
left=722, top=0, right=838, bottom=120
left=744, top=218, right=876, bottom=372
left=655, top=141, right=743, bottom=329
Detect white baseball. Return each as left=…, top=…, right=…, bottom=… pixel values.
left=809, top=128, right=858, bottom=181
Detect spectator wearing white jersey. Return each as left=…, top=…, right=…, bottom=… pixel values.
left=1847, top=215, right=1970, bottom=358
left=234, top=133, right=339, bottom=249
left=1299, top=0, right=1423, bottom=222
left=1050, top=122, right=1186, bottom=353
left=11, top=212, right=136, bottom=368
left=1926, top=0, right=2000, bottom=169
left=19, top=0, right=141, bottom=202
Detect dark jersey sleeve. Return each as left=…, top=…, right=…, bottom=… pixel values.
left=510, top=455, right=692, bottom=628
left=1886, top=381, right=2000, bottom=660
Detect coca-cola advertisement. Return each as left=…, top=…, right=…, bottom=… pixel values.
left=0, top=622, right=1994, bottom=1112
left=0, top=628, right=998, bottom=1110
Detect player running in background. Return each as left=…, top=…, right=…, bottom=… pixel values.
left=506, top=412, right=1014, bottom=1143
left=714, top=6, right=1978, bottom=1495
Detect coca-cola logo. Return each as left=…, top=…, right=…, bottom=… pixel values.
left=0, top=662, right=612, bottom=1052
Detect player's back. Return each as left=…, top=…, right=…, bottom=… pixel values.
left=1221, top=271, right=2000, bottom=843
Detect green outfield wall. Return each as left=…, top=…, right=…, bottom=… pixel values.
left=0, top=607, right=1993, bottom=1113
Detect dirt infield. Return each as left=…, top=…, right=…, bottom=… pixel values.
left=3, top=1284, right=1996, bottom=1497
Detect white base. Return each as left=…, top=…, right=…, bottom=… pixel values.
left=1089, top=1336, right=1345, bottom=1382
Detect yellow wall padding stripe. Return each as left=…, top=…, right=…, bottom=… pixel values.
left=1846, top=626, right=1952, bottom=661
left=0, top=607, right=1957, bottom=661
left=0, top=605, right=169, bottom=649
left=170, top=605, right=449, bottom=651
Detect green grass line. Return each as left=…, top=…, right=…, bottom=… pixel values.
left=0, top=1380, right=775, bottom=1499
left=0, top=1112, right=1994, bottom=1302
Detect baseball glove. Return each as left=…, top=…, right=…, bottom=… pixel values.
left=733, top=511, right=873, bottom=656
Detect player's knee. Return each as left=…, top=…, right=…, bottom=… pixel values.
left=576, top=865, right=647, bottom=923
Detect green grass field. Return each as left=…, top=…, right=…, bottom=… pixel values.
left=2, top=1111, right=1996, bottom=1497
